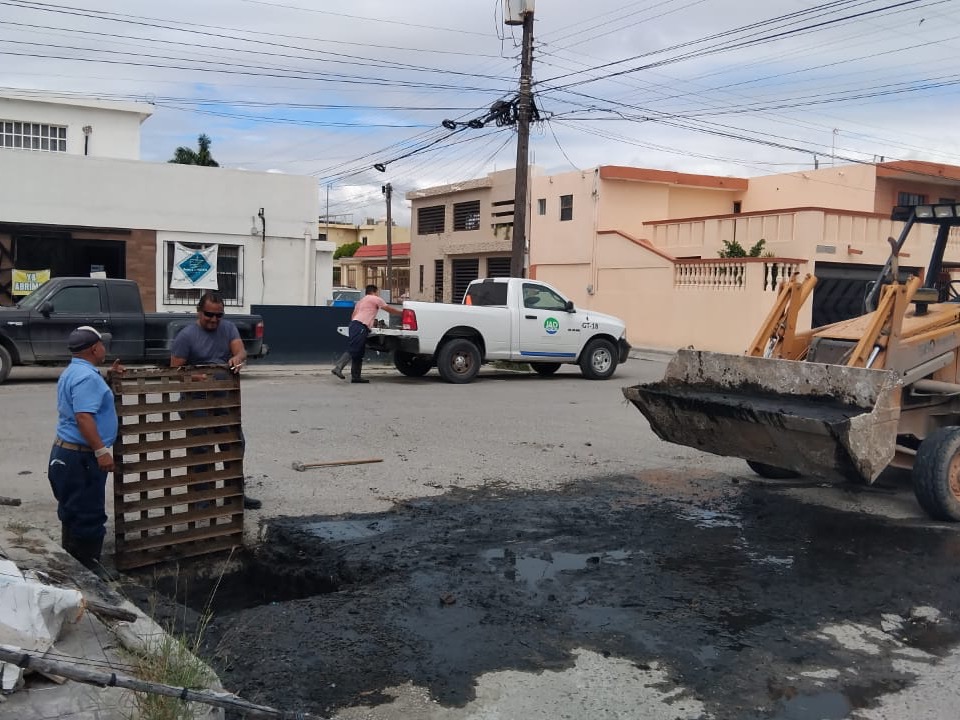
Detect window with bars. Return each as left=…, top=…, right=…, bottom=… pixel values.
left=486, top=256, right=511, bottom=277
left=419, top=264, right=424, bottom=293
left=537, top=198, right=546, bottom=216
left=898, top=192, right=927, bottom=206
left=1, top=121, right=67, bottom=152
left=453, top=200, right=481, bottom=231
left=164, top=242, right=243, bottom=306
left=560, top=194, right=573, bottom=221
left=434, top=259, right=444, bottom=302
left=418, top=205, right=445, bottom=234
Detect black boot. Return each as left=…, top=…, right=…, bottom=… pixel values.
left=68, top=534, right=119, bottom=582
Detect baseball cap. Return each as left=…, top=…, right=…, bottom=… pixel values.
left=67, top=325, right=103, bottom=352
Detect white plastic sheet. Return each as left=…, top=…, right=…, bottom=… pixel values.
left=0, top=559, right=84, bottom=693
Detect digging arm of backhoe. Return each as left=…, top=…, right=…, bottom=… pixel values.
left=746, top=273, right=817, bottom=359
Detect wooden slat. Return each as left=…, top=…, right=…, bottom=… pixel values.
left=120, top=430, right=242, bottom=455
left=114, top=378, right=238, bottom=395
left=117, top=518, right=243, bottom=553
left=116, top=485, right=242, bottom=513
left=121, top=412, right=239, bottom=436
left=117, top=393, right=239, bottom=417
left=116, top=535, right=242, bottom=571
left=117, top=505, right=243, bottom=533
left=120, top=447, right=243, bottom=474
left=115, top=466, right=240, bottom=494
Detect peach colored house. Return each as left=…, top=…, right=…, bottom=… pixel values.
left=408, top=161, right=960, bottom=352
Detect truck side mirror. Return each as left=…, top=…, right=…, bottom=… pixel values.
left=39, top=301, right=53, bottom=317
left=565, top=300, right=575, bottom=312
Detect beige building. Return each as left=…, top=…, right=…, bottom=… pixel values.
left=409, top=160, right=960, bottom=352
left=407, top=169, right=519, bottom=303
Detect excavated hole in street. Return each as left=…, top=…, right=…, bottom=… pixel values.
left=122, top=522, right=368, bottom=618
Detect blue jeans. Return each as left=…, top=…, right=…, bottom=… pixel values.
left=48, top=445, right=107, bottom=540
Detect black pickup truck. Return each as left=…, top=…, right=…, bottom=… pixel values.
left=0, top=277, right=267, bottom=383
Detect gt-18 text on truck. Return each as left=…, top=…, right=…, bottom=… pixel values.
left=0, top=277, right=266, bottom=384
left=361, top=277, right=630, bottom=383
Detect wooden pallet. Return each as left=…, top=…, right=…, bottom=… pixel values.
left=110, top=366, right=245, bottom=570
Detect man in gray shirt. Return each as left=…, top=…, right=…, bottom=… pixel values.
left=171, top=290, right=261, bottom=510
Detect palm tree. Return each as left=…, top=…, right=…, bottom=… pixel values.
left=168, top=133, right=220, bottom=166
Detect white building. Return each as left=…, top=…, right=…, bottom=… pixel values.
left=0, top=91, right=332, bottom=311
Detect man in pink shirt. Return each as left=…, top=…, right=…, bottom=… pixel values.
left=332, top=285, right=402, bottom=383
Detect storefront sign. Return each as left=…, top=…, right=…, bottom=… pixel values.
left=12, top=269, right=50, bottom=296
left=171, top=243, right=218, bottom=289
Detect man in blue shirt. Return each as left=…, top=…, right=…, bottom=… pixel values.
left=171, top=290, right=261, bottom=510
left=48, top=326, right=123, bottom=578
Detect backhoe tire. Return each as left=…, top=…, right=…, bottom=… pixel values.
left=0, top=345, right=10, bottom=384
left=746, top=460, right=800, bottom=480
left=913, top=427, right=960, bottom=522
left=579, top=339, right=617, bottom=380
left=531, top=362, right=561, bottom=376
left=393, top=351, right=432, bottom=377
left=437, top=338, right=481, bottom=384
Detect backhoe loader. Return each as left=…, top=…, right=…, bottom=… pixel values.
left=623, top=204, right=960, bottom=521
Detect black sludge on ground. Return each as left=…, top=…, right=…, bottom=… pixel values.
left=147, top=476, right=960, bottom=718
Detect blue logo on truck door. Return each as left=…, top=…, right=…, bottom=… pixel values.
left=544, top=318, right=559, bottom=335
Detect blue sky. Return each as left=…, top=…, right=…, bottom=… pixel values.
left=3, top=0, right=960, bottom=225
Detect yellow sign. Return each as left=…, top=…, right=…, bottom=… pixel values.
left=12, top=269, right=50, bottom=296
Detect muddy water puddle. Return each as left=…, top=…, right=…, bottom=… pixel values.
left=129, top=474, right=960, bottom=718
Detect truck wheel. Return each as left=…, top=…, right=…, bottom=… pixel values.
left=746, top=460, right=800, bottom=480
left=394, top=351, right=432, bottom=377
left=913, top=427, right=960, bottom=521
left=531, top=362, right=560, bottom=376
left=437, top=338, right=481, bottom=384
left=0, top=345, right=10, bottom=384
left=579, top=339, right=617, bottom=380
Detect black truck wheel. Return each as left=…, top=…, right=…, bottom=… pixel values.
left=437, top=338, right=481, bottom=384
left=746, top=460, right=800, bottom=480
left=579, top=339, right=617, bottom=380
left=913, top=427, right=960, bottom=521
left=531, top=362, right=560, bottom=376
left=393, top=351, right=432, bottom=377
left=0, top=345, right=10, bottom=384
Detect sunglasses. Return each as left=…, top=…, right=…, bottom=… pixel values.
left=202, top=311, right=225, bottom=319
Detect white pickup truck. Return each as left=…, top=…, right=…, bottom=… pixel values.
left=360, top=277, right=630, bottom=383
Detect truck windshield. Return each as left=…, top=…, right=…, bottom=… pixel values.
left=464, top=283, right=507, bottom=306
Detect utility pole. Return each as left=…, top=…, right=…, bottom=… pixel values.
left=509, top=2, right=534, bottom=278
left=383, top=182, right=393, bottom=299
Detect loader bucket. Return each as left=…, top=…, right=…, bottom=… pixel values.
left=623, top=349, right=903, bottom=484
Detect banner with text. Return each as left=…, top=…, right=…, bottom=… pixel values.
left=12, top=269, right=50, bottom=296
left=171, top=244, right=218, bottom=290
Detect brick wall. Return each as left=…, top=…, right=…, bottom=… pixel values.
left=126, top=230, right=157, bottom=311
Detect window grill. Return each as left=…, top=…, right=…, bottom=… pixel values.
left=164, top=242, right=243, bottom=306
left=418, top=205, right=445, bottom=234
left=486, top=256, right=511, bottom=277
left=453, top=200, right=481, bottom=231
left=560, top=194, right=573, bottom=222
left=1, top=120, right=67, bottom=152
left=434, top=259, right=444, bottom=302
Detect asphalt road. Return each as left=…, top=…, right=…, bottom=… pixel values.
left=3, top=356, right=960, bottom=719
